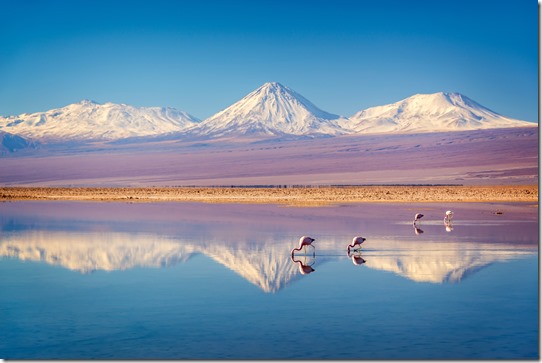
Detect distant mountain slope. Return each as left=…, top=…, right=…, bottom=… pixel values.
left=190, top=82, right=350, bottom=137
left=0, top=131, right=35, bottom=154
left=346, top=92, right=534, bottom=134
left=0, top=100, right=200, bottom=141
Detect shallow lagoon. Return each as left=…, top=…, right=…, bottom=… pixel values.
left=0, top=201, right=538, bottom=359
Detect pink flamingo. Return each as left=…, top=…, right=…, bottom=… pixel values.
left=413, top=213, right=424, bottom=225
left=291, top=236, right=315, bottom=256
left=444, top=210, right=454, bottom=223
left=347, top=236, right=366, bottom=254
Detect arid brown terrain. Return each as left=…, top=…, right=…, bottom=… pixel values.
left=0, top=185, right=537, bottom=206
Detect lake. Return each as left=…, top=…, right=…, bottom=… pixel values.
left=0, top=201, right=538, bottom=359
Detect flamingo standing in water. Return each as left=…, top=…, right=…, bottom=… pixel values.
left=413, top=213, right=424, bottom=225
left=291, top=236, right=315, bottom=256
left=444, top=210, right=454, bottom=232
left=347, top=236, right=366, bottom=254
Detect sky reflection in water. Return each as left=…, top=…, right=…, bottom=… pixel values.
left=0, top=201, right=538, bottom=359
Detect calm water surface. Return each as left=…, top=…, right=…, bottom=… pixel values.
left=0, top=201, right=538, bottom=359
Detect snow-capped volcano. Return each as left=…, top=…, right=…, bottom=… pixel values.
left=346, top=92, right=534, bottom=134
left=191, top=82, right=349, bottom=137
left=0, top=100, right=200, bottom=141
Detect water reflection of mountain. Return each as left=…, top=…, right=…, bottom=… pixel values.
left=203, top=238, right=301, bottom=293
left=0, top=231, right=303, bottom=292
left=0, top=231, right=197, bottom=273
left=0, top=231, right=536, bottom=290
left=362, top=240, right=535, bottom=283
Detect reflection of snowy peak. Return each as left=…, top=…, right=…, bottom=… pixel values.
left=0, top=231, right=196, bottom=273
left=0, top=231, right=535, bottom=288
left=347, top=92, right=534, bottom=134
left=192, top=82, right=349, bottom=137
left=366, top=247, right=530, bottom=283
left=204, top=239, right=300, bottom=293
left=0, top=100, right=200, bottom=141
left=0, top=231, right=307, bottom=292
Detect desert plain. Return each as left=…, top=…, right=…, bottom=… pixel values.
left=0, top=127, right=538, bottom=206
left=0, top=185, right=538, bottom=206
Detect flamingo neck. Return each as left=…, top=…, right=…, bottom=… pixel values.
left=291, top=246, right=303, bottom=255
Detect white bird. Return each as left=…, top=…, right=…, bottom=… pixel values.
left=347, top=236, right=366, bottom=254
left=291, top=236, right=315, bottom=256
left=413, top=213, right=424, bottom=225
left=444, top=210, right=454, bottom=223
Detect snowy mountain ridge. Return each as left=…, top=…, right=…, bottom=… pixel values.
left=0, top=99, right=200, bottom=141
left=346, top=92, right=534, bottom=133
left=0, top=82, right=535, bottom=143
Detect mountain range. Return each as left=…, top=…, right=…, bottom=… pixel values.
left=0, top=100, right=200, bottom=142
left=0, top=82, right=535, bottom=143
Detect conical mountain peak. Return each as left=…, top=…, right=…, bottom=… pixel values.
left=193, top=82, right=348, bottom=137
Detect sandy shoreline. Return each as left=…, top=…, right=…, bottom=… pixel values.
left=0, top=185, right=538, bottom=206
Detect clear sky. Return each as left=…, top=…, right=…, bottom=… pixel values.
left=0, top=0, right=538, bottom=122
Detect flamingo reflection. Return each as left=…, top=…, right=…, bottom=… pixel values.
left=413, top=225, right=424, bottom=235
left=291, top=236, right=315, bottom=257
left=290, top=255, right=315, bottom=274
left=350, top=253, right=366, bottom=265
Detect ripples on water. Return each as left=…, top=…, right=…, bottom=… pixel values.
left=0, top=201, right=538, bottom=359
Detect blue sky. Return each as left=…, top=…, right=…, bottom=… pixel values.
left=0, top=0, right=538, bottom=122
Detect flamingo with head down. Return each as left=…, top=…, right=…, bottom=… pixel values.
left=291, top=236, right=315, bottom=256
left=413, top=213, right=424, bottom=225
left=347, top=236, right=366, bottom=254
